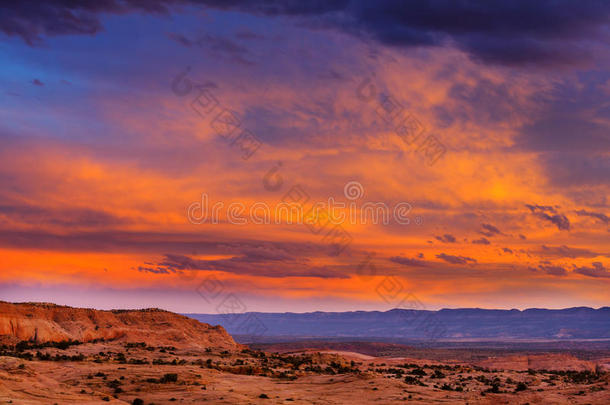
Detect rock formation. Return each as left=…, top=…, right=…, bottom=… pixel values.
left=0, top=301, right=239, bottom=350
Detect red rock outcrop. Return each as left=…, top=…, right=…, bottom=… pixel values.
left=0, top=301, right=239, bottom=350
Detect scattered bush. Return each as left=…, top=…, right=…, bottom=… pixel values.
left=125, top=342, right=146, bottom=349
left=410, top=368, right=427, bottom=376
left=515, top=382, right=527, bottom=392
left=160, top=373, right=178, bottom=383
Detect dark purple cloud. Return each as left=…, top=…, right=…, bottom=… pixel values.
left=574, top=262, right=610, bottom=278
left=31, top=78, right=44, bottom=86
left=479, top=223, right=502, bottom=237
left=0, top=228, right=351, bottom=278
left=531, top=263, right=568, bottom=277
left=536, top=245, right=601, bottom=259
left=145, top=252, right=348, bottom=279
left=168, top=32, right=256, bottom=65
left=137, top=266, right=171, bottom=275
left=0, top=204, right=129, bottom=228
left=514, top=74, right=610, bottom=190
left=471, top=237, right=490, bottom=245
left=526, top=204, right=570, bottom=231
left=0, top=229, right=330, bottom=257
left=3, top=0, right=609, bottom=66
left=540, top=153, right=610, bottom=189
left=0, top=0, right=176, bottom=45
left=388, top=255, right=428, bottom=267
left=575, top=209, right=609, bottom=225
left=434, top=234, right=456, bottom=243
left=435, top=253, right=477, bottom=265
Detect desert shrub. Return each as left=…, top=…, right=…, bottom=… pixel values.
left=515, top=382, right=527, bottom=392
left=125, top=342, right=146, bottom=349
left=132, top=400, right=144, bottom=405
left=107, top=379, right=122, bottom=389
left=259, top=394, right=269, bottom=399
left=160, top=373, right=178, bottom=383
left=404, top=376, right=425, bottom=386
left=35, top=351, right=51, bottom=361
left=15, top=342, right=30, bottom=352
left=564, top=371, right=599, bottom=384
left=410, top=368, right=427, bottom=376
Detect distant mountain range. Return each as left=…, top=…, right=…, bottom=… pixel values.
left=186, top=307, right=610, bottom=340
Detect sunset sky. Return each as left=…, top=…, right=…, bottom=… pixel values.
left=1, top=1, right=609, bottom=313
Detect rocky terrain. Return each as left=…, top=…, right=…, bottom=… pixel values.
left=0, top=301, right=238, bottom=350
left=0, top=302, right=609, bottom=404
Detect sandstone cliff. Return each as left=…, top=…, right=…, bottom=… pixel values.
left=0, top=301, right=239, bottom=350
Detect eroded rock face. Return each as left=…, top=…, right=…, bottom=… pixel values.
left=0, top=301, right=239, bottom=350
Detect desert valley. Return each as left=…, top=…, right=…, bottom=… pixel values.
left=1, top=302, right=609, bottom=404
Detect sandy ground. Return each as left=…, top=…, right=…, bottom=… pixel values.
left=1, top=341, right=609, bottom=404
